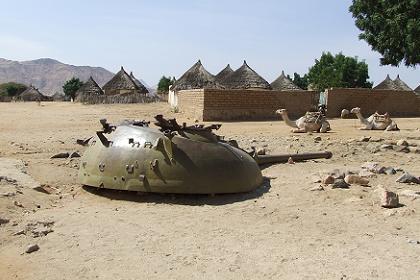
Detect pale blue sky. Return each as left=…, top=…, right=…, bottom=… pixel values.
left=0, top=0, right=418, bottom=88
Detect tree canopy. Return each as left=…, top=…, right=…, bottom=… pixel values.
left=157, top=76, right=175, bottom=94
left=349, top=0, right=420, bottom=67
left=0, top=82, right=27, bottom=97
left=292, top=73, right=309, bottom=90
left=63, top=77, right=84, bottom=100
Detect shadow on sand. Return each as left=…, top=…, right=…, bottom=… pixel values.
left=82, top=177, right=271, bottom=206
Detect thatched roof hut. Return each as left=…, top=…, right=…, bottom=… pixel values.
left=17, top=85, right=49, bottom=101
left=393, top=75, right=412, bottom=91
left=102, top=66, right=147, bottom=95
left=373, top=74, right=399, bottom=90
left=129, top=72, right=149, bottom=94
left=172, top=60, right=223, bottom=91
left=270, top=71, right=301, bottom=91
left=414, top=84, right=420, bottom=95
left=215, top=64, right=234, bottom=83
left=223, top=61, right=272, bottom=90
left=75, top=77, right=104, bottom=101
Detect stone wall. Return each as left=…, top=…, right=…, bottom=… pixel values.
left=177, top=89, right=319, bottom=121
left=325, top=88, right=420, bottom=117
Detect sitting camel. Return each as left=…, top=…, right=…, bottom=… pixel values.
left=276, top=109, right=331, bottom=133
left=342, top=107, right=399, bottom=131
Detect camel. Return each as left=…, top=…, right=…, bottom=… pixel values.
left=276, top=109, right=331, bottom=133
left=343, top=107, right=399, bottom=131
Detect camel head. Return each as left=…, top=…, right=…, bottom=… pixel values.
left=340, top=109, right=350, bottom=118
left=350, top=107, right=361, bottom=114
left=275, top=109, right=287, bottom=115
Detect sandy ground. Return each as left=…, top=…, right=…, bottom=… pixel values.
left=0, top=102, right=420, bottom=280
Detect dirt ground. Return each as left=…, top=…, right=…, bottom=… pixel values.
left=1, top=102, right=420, bottom=280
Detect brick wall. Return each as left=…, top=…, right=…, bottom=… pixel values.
left=177, top=89, right=205, bottom=120
left=325, top=88, right=420, bottom=117
left=177, top=89, right=319, bottom=121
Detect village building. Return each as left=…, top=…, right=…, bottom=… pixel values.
left=373, top=74, right=399, bottom=90
left=415, top=84, right=420, bottom=96
left=102, top=66, right=148, bottom=96
left=393, top=75, right=412, bottom=91
left=270, top=71, right=302, bottom=91
left=214, top=64, right=234, bottom=85
left=51, top=92, right=66, bottom=101
left=171, top=60, right=223, bottom=91
left=17, top=85, right=50, bottom=101
left=75, top=76, right=104, bottom=102
left=222, top=61, right=272, bottom=90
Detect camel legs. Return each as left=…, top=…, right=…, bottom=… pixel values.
left=319, top=121, right=330, bottom=133
left=386, top=122, right=399, bottom=131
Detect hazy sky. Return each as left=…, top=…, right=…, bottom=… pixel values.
left=0, top=0, right=418, bottom=88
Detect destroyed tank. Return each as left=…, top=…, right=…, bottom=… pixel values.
left=78, top=115, right=332, bottom=194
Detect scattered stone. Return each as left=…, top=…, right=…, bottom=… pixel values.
left=69, top=151, right=81, bottom=158
left=408, top=240, right=420, bottom=245
left=0, top=176, right=18, bottom=184
left=361, top=162, right=385, bottom=174
left=344, top=175, right=369, bottom=186
left=287, top=157, right=295, bottom=164
left=13, top=229, right=25, bottom=236
left=327, top=169, right=346, bottom=179
left=24, top=221, right=55, bottom=237
left=322, top=175, right=335, bottom=185
left=396, top=173, right=420, bottom=184
left=33, top=184, right=58, bottom=194
left=394, top=146, right=410, bottom=153
left=399, top=190, right=420, bottom=199
left=50, top=152, right=69, bottom=159
left=359, top=136, right=371, bottom=142
left=358, top=169, right=376, bottom=178
left=396, top=139, right=409, bottom=146
left=0, top=192, right=16, bottom=197
left=331, top=179, right=350, bottom=189
left=25, top=244, right=40, bottom=254
left=380, top=190, right=399, bottom=208
left=314, top=136, right=322, bottom=142
left=310, top=185, right=324, bottom=191
left=76, top=137, right=92, bottom=146
left=408, top=147, right=420, bottom=154
left=0, top=217, right=10, bottom=225
left=383, top=167, right=396, bottom=175
left=380, top=144, right=393, bottom=150
left=369, top=137, right=384, bottom=142
left=13, top=201, right=23, bottom=207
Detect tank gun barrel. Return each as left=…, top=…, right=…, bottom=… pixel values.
left=254, top=151, right=332, bottom=165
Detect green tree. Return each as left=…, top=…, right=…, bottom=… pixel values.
left=157, top=76, right=175, bottom=94
left=307, top=52, right=373, bottom=91
left=0, top=82, right=27, bottom=97
left=292, top=73, right=309, bottom=90
left=349, top=0, right=420, bottom=67
left=62, top=77, right=84, bottom=100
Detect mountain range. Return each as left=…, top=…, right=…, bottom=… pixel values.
left=0, top=58, right=154, bottom=96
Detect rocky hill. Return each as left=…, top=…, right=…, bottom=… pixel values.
left=0, top=58, right=114, bottom=95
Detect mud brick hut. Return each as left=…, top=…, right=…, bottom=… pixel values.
left=17, top=85, right=50, bottom=101
left=415, top=84, right=420, bottom=96
left=51, top=92, right=66, bottom=101
left=102, top=66, right=149, bottom=96
left=373, top=74, right=400, bottom=90
left=393, top=75, right=413, bottom=91
left=214, top=64, right=234, bottom=85
left=222, top=60, right=272, bottom=90
left=270, top=71, right=302, bottom=91
left=75, top=76, right=104, bottom=102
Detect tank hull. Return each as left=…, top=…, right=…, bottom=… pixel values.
left=78, top=125, right=263, bottom=194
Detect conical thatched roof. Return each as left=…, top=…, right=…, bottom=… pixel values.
left=172, top=60, right=223, bottom=91
left=129, top=72, right=149, bottom=94
left=223, top=61, right=272, bottom=90
left=373, top=74, right=399, bottom=90
left=393, top=75, right=412, bottom=91
left=415, top=84, right=420, bottom=95
left=271, top=71, right=301, bottom=91
left=215, top=64, right=234, bottom=83
left=76, top=77, right=104, bottom=99
left=102, top=66, right=139, bottom=91
left=18, top=85, right=48, bottom=101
